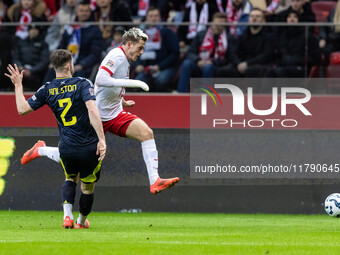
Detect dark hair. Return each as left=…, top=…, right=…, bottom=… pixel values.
left=78, top=0, right=90, bottom=5
left=50, top=49, right=73, bottom=71
left=77, top=0, right=91, bottom=10
left=287, top=10, right=300, bottom=20
left=250, top=8, right=265, bottom=16
left=146, top=6, right=161, bottom=16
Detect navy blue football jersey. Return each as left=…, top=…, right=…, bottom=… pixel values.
left=28, top=77, right=98, bottom=153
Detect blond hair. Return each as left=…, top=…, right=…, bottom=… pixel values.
left=122, top=27, right=148, bottom=45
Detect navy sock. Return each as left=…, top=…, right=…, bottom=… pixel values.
left=61, top=180, right=76, bottom=205
left=79, top=193, right=94, bottom=216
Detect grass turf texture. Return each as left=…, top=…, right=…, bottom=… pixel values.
left=0, top=211, right=339, bottom=255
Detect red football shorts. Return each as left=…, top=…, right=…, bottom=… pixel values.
left=102, top=111, right=139, bottom=137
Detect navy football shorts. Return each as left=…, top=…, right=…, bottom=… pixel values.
left=60, top=149, right=101, bottom=183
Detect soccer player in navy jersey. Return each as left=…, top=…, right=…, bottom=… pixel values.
left=6, top=49, right=106, bottom=229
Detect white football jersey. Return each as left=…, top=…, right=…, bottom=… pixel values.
left=95, top=46, right=130, bottom=121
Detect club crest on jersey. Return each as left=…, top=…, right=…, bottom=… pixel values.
left=106, top=60, right=114, bottom=67
left=89, top=88, right=95, bottom=96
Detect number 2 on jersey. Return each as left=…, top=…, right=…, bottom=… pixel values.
left=58, top=98, right=77, bottom=126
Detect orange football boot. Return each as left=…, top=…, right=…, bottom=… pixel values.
left=21, top=140, right=46, bottom=165
left=75, top=219, right=90, bottom=229
left=63, top=216, right=74, bottom=229
left=150, top=177, right=180, bottom=195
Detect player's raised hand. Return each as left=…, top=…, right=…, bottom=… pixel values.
left=5, top=64, right=24, bottom=87
left=96, top=140, right=106, bottom=161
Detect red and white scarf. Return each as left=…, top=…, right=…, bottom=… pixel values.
left=199, top=27, right=227, bottom=61
left=185, top=0, right=193, bottom=8
left=187, top=1, right=209, bottom=40
left=216, top=0, right=225, bottom=13
left=144, top=27, right=162, bottom=50
left=226, top=0, right=242, bottom=37
left=138, top=0, right=149, bottom=17
left=15, top=10, right=32, bottom=39
left=267, top=0, right=279, bottom=12
left=90, top=0, right=96, bottom=10
left=140, top=27, right=162, bottom=60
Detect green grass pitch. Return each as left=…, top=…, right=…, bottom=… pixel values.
left=0, top=211, right=340, bottom=255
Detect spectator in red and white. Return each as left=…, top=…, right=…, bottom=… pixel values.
left=45, top=0, right=77, bottom=52
left=135, top=0, right=170, bottom=20
left=177, top=0, right=217, bottom=49
left=177, top=12, right=234, bottom=92
left=6, top=0, right=47, bottom=39
left=43, top=0, right=62, bottom=21
left=215, top=0, right=252, bottom=38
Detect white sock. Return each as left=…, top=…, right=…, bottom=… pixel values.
left=63, top=203, right=73, bottom=220
left=38, top=146, right=60, bottom=163
left=77, top=213, right=86, bottom=225
left=141, top=139, right=159, bottom=185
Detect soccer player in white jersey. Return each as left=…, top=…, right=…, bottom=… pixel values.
left=21, top=28, right=179, bottom=195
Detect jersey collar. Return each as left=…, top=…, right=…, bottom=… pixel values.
left=119, top=46, right=128, bottom=61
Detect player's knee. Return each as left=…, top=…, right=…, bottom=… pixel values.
left=81, top=182, right=95, bottom=194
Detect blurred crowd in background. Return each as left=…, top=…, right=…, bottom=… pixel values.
left=0, top=0, right=339, bottom=93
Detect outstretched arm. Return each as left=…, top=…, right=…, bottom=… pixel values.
left=5, top=64, right=33, bottom=115
left=85, top=100, right=106, bottom=161
left=95, top=68, right=149, bottom=91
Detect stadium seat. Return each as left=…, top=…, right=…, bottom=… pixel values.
left=311, top=1, right=337, bottom=22
left=325, top=65, right=340, bottom=92
left=329, top=52, right=340, bottom=65
left=311, top=1, right=337, bottom=34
